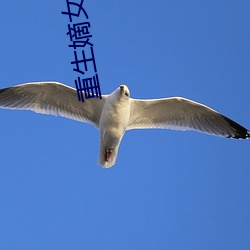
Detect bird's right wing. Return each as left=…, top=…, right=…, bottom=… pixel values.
left=128, top=97, right=249, bottom=139
left=0, top=82, right=106, bottom=127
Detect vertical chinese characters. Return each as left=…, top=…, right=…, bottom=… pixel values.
left=62, top=0, right=102, bottom=102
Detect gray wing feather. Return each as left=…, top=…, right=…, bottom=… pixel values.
left=128, top=97, right=249, bottom=139
left=0, top=82, right=106, bottom=127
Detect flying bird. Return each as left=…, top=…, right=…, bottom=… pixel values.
left=0, top=82, right=249, bottom=168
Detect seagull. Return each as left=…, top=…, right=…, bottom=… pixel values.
left=0, top=82, right=249, bottom=168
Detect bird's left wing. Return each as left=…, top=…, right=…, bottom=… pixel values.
left=128, top=97, right=249, bottom=139
left=0, top=82, right=106, bottom=127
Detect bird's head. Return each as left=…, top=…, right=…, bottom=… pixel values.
left=119, top=84, right=130, bottom=98
left=110, top=84, right=130, bottom=103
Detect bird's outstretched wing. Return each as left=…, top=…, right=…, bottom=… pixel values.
left=128, top=97, right=249, bottom=139
left=0, top=82, right=106, bottom=127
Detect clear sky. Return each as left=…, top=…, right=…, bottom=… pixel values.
left=0, top=1, right=249, bottom=249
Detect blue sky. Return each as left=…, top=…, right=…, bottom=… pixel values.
left=0, top=0, right=249, bottom=249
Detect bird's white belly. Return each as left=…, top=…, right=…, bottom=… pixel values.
left=99, top=101, right=130, bottom=148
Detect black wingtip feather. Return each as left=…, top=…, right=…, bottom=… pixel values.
left=222, top=115, right=249, bottom=139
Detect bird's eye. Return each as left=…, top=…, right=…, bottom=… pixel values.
left=125, top=92, right=129, bottom=97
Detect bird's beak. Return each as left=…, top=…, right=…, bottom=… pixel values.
left=120, top=85, right=124, bottom=93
